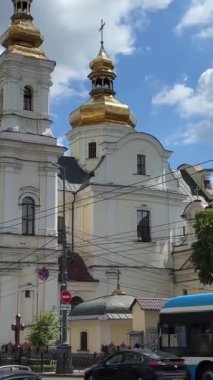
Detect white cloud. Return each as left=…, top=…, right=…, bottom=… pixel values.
left=153, top=84, right=193, bottom=106
left=142, top=0, right=174, bottom=10
left=176, top=0, right=213, bottom=37
left=152, top=68, right=213, bottom=118
left=154, top=68, right=213, bottom=145
left=195, top=27, right=213, bottom=39
left=57, top=135, right=69, bottom=149
left=165, top=120, right=213, bottom=145
left=0, top=0, right=173, bottom=100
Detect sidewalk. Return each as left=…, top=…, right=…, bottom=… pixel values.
left=42, top=370, right=85, bottom=377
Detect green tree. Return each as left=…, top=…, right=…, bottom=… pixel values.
left=28, top=311, right=60, bottom=351
left=191, top=209, right=213, bottom=285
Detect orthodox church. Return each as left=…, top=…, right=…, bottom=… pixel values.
left=0, top=0, right=212, bottom=346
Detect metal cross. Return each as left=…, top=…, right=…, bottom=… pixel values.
left=99, top=19, right=106, bottom=44
left=117, top=269, right=121, bottom=290
left=11, top=314, right=26, bottom=348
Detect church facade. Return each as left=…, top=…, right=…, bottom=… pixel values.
left=0, top=0, right=212, bottom=348
left=62, top=38, right=189, bottom=301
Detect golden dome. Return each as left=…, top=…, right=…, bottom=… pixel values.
left=69, top=43, right=136, bottom=129
left=0, top=0, right=46, bottom=60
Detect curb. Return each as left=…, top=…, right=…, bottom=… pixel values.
left=41, top=372, right=84, bottom=378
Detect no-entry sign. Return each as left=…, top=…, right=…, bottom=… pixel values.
left=60, top=290, right=72, bottom=304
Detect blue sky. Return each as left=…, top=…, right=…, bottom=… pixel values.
left=0, top=0, right=213, bottom=169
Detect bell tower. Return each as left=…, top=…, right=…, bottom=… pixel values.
left=0, top=1, right=64, bottom=344
left=0, top=0, right=54, bottom=136
left=67, top=27, right=136, bottom=170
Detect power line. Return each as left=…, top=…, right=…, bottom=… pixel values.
left=0, top=159, right=211, bottom=231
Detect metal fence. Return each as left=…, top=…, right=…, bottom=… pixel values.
left=0, top=351, right=105, bottom=372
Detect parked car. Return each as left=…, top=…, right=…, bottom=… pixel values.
left=84, top=348, right=187, bottom=380
left=0, top=369, right=40, bottom=380
left=0, top=366, right=31, bottom=372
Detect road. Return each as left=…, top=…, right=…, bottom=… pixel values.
left=43, top=377, right=83, bottom=380
left=43, top=376, right=84, bottom=380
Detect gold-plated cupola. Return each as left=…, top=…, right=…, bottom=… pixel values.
left=0, top=0, right=46, bottom=59
left=69, top=39, right=136, bottom=129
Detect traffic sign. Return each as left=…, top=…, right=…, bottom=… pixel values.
left=60, top=290, right=72, bottom=304
left=60, top=304, right=71, bottom=311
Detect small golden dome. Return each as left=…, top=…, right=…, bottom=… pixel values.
left=0, top=0, right=46, bottom=59
left=69, top=43, right=136, bottom=129
left=112, top=288, right=127, bottom=296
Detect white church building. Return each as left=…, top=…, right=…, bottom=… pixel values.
left=0, top=0, right=212, bottom=346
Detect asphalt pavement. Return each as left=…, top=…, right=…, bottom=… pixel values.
left=42, top=377, right=83, bottom=380
left=42, top=371, right=84, bottom=379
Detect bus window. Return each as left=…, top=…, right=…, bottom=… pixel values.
left=160, top=325, right=186, bottom=349
left=170, top=326, right=186, bottom=348
left=160, top=324, right=169, bottom=348
left=190, top=323, right=213, bottom=356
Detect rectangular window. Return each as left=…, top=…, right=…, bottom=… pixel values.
left=137, top=210, right=151, bottom=242
left=80, top=331, right=88, bottom=351
left=25, top=290, right=31, bottom=298
left=88, top=142, right=96, bottom=159
left=58, top=216, right=63, bottom=244
left=137, top=154, right=146, bottom=175
left=0, top=88, right=3, bottom=116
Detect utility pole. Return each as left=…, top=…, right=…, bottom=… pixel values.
left=61, top=165, right=68, bottom=343
left=53, top=162, right=73, bottom=375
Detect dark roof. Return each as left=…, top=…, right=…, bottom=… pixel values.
left=58, top=156, right=93, bottom=184
left=67, top=252, right=98, bottom=283
left=70, top=294, right=135, bottom=316
left=136, top=298, right=168, bottom=311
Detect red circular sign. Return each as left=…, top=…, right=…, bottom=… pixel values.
left=61, top=290, right=72, bottom=304
left=38, top=267, right=49, bottom=281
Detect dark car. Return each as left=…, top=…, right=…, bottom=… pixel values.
left=0, top=369, right=41, bottom=380
left=84, top=349, right=187, bottom=380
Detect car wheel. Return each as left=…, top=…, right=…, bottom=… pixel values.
left=202, top=370, right=213, bottom=380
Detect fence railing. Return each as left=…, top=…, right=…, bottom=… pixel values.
left=0, top=351, right=105, bottom=372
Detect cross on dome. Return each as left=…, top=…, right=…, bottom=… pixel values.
left=99, top=19, right=105, bottom=47
left=69, top=22, right=136, bottom=129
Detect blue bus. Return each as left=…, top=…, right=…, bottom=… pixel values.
left=159, top=293, right=213, bottom=380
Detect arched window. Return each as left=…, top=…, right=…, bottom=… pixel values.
left=23, top=86, right=33, bottom=111
left=22, top=197, right=35, bottom=235
left=80, top=331, right=88, bottom=351
left=96, top=78, right=102, bottom=89
left=17, top=1, right=22, bottom=12
left=103, top=78, right=110, bottom=89
left=23, top=1, right=28, bottom=12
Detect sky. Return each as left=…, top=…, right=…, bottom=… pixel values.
left=0, top=0, right=213, bottom=169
